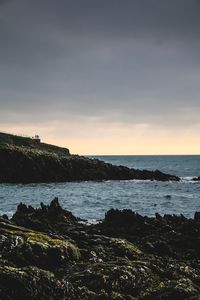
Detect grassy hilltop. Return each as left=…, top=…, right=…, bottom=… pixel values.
left=0, top=132, right=70, bottom=156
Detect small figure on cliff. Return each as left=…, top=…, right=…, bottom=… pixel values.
left=33, top=134, right=40, bottom=142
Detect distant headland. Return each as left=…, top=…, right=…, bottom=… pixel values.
left=0, top=131, right=180, bottom=183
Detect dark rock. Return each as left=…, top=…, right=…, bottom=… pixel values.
left=0, top=133, right=179, bottom=183
left=194, top=211, right=200, bottom=221
left=2, top=214, right=8, bottom=220
left=155, top=212, right=162, bottom=220
left=1, top=199, right=200, bottom=299
left=12, top=198, right=78, bottom=233
left=0, top=264, right=79, bottom=300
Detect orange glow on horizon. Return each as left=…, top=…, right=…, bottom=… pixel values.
left=1, top=123, right=200, bottom=155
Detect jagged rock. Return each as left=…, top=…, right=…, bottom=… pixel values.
left=12, top=198, right=78, bottom=233
left=1, top=199, right=200, bottom=299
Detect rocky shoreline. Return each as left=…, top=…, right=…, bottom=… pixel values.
left=1, top=198, right=200, bottom=299
left=0, top=132, right=180, bottom=183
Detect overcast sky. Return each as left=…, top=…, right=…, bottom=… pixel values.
left=0, top=0, right=200, bottom=154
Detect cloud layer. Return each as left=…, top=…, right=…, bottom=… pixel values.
left=0, top=0, right=200, bottom=153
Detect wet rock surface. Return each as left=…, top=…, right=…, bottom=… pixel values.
left=0, top=199, right=200, bottom=299
left=0, top=134, right=179, bottom=183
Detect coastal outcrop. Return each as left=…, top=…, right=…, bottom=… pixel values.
left=1, top=198, right=200, bottom=299
left=0, top=132, right=179, bottom=183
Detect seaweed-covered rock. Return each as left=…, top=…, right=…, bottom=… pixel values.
left=0, top=219, right=80, bottom=270
left=0, top=264, right=79, bottom=300
left=97, top=208, right=200, bottom=259
left=1, top=199, right=200, bottom=299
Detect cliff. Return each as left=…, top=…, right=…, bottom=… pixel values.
left=0, top=132, right=179, bottom=183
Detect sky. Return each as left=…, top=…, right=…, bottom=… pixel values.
left=0, top=0, right=200, bottom=155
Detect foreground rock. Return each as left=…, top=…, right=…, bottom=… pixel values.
left=0, top=198, right=200, bottom=299
left=0, top=132, right=179, bottom=183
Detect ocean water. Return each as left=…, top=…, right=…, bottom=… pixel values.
left=0, top=155, right=200, bottom=221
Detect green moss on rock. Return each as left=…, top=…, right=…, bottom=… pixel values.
left=0, top=220, right=80, bottom=270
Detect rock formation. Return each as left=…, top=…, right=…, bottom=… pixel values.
left=0, top=198, right=200, bottom=299
left=0, top=132, right=179, bottom=183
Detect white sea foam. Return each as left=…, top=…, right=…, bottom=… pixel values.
left=180, top=176, right=198, bottom=183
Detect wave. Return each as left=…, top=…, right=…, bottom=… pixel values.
left=180, top=176, right=199, bottom=183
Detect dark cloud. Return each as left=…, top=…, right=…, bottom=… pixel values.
left=0, top=0, right=10, bottom=6
left=0, top=0, right=200, bottom=132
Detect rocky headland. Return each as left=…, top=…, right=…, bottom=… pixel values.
left=0, top=198, right=200, bottom=299
left=0, top=132, right=179, bottom=183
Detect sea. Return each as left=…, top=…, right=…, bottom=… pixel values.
left=0, top=155, right=200, bottom=222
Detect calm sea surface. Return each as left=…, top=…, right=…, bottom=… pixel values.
left=0, top=155, right=200, bottom=221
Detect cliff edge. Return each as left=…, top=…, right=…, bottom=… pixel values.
left=0, top=132, right=179, bottom=183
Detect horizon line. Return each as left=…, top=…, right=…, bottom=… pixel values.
left=81, top=153, right=200, bottom=156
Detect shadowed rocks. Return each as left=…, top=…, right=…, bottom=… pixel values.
left=0, top=145, right=179, bottom=183
left=12, top=197, right=78, bottom=233
left=0, top=132, right=179, bottom=183
left=0, top=199, right=200, bottom=299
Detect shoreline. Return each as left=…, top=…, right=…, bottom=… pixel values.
left=0, top=132, right=180, bottom=183
left=0, top=198, right=200, bottom=299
